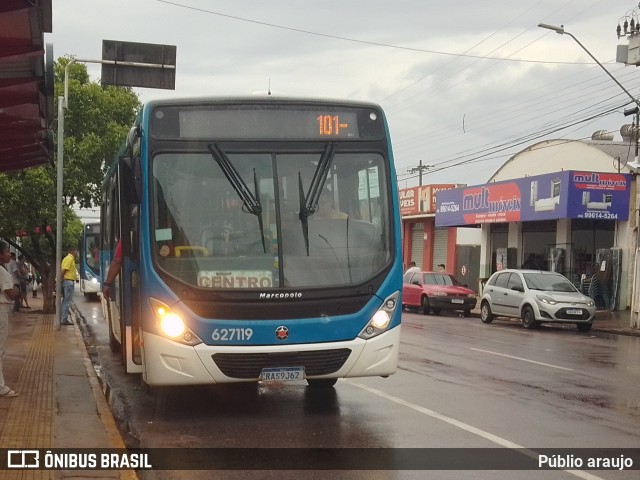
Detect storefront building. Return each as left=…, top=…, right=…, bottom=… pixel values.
left=400, top=184, right=458, bottom=273
left=401, top=184, right=492, bottom=293
left=436, top=167, right=632, bottom=310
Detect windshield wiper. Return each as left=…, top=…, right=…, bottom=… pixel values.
left=208, top=144, right=266, bottom=253
left=298, top=142, right=336, bottom=255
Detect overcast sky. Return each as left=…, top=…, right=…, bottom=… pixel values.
left=52, top=0, right=640, bottom=196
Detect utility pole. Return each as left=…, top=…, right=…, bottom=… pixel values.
left=407, top=160, right=432, bottom=186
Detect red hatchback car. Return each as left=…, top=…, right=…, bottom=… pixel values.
left=402, top=270, right=477, bottom=317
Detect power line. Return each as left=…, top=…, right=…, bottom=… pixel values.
left=155, top=0, right=605, bottom=66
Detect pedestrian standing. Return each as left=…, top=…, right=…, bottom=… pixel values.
left=32, top=273, right=38, bottom=298
left=6, top=253, right=20, bottom=312
left=60, top=247, right=78, bottom=326
left=405, top=261, right=420, bottom=275
left=0, top=241, right=19, bottom=397
left=17, top=255, right=29, bottom=309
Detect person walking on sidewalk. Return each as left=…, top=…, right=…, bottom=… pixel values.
left=0, top=241, right=20, bottom=397
left=6, top=253, right=21, bottom=312
left=17, top=254, right=30, bottom=309
left=60, top=247, right=78, bottom=326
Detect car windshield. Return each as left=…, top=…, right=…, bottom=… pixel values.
left=423, top=273, right=462, bottom=286
left=523, top=272, right=578, bottom=292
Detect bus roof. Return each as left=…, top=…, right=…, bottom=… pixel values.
left=141, top=95, right=383, bottom=111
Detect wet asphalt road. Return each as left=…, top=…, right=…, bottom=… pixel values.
left=74, top=291, right=640, bottom=480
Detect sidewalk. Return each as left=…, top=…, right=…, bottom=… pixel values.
left=0, top=292, right=135, bottom=480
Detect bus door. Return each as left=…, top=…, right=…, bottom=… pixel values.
left=118, top=157, right=143, bottom=373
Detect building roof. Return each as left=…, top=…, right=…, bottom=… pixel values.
left=0, top=0, right=53, bottom=172
left=489, top=138, right=636, bottom=182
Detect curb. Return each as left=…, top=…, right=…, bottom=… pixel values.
left=70, top=306, right=138, bottom=480
left=467, top=310, right=640, bottom=337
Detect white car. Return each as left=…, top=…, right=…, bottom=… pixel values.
left=480, top=269, right=596, bottom=332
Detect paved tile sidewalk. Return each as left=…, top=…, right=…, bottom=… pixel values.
left=0, top=291, right=136, bottom=480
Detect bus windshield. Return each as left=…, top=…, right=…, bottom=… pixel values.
left=151, top=149, right=391, bottom=289
left=83, top=229, right=100, bottom=275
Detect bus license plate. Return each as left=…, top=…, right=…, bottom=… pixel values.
left=451, top=298, right=464, bottom=304
left=566, top=309, right=582, bottom=315
left=260, top=367, right=305, bottom=382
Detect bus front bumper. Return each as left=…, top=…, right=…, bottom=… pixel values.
left=141, top=326, right=401, bottom=386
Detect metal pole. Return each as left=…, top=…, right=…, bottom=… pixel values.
left=55, top=95, right=64, bottom=330
left=538, top=24, right=640, bottom=108
left=55, top=59, right=77, bottom=329
left=564, top=31, right=640, bottom=108
left=418, top=159, right=423, bottom=187
left=632, top=108, right=640, bottom=161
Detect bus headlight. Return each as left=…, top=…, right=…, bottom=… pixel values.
left=149, top=298, right=202, bottom=346
left=161, top=313, right=185, bottom=337
left=358, top=291, right=399, bottom=340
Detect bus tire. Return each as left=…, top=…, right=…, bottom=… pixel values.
left=106, top=309, right=121, bottom=353
left=307, top=378, right=337, bottom=388
left=140, top=375, right=155, bottom=395
left=109, top=328, right=120, bottom=353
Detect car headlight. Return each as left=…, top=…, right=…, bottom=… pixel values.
left=358, top=291, right=399, bottom=340
left=149, top=298, right=202, bottom=346
left=586, top=300, right=595, bottom=307
left=467, top=293, right=476, bottom=298
left=536, top=294, right=558, bottom=305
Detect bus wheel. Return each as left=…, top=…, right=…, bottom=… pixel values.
left=107, top=312, right=120, bottom=353
left=307, top=378, right=337, bottom=388
left=109, top=329, right=120, bottom=353
left=140, top=375, right=155, bottom=395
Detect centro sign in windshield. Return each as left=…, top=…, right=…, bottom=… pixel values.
left=197, top=270, right=273, bottom=289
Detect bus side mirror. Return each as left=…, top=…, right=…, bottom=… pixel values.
left=119, top=158, right=141, bottom=205
left=121, top=126, right=142, bottom=205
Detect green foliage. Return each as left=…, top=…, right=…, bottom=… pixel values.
left=0, top=57, right=141, bottom=311
left=55, top=57, right=141, bottom=208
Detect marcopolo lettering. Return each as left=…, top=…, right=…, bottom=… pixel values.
left=259, top=292, right=303, bottom=299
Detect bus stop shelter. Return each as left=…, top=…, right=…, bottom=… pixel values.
left=0, top=0, right=53, bottom=172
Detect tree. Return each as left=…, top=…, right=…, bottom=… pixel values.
left=0, top=57, right=141, bottom=313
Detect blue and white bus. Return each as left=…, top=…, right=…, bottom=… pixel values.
left=79, top=222, right=101, bottom=298
left=101, top=97, right=402, bottom=388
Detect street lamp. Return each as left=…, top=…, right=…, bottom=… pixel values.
left=538, top=23, right=640, bottom=109
left=539, top=22, right=640, bottom=325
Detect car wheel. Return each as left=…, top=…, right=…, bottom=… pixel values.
left=480, top=301, right=494, bottom=323
left=576, top=323, right=592, bottom=332
left=521, top=305, right=539, bottom=329
left=463, top=309, right=471, bottom=318
left=421, top=296, right=430, bottom=315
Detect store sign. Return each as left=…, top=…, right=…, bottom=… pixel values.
left=399, top=184, right=457, bottom=216
left=399, top=187, right=420, bottom=216
left=435, top=171, right=631, bottom=226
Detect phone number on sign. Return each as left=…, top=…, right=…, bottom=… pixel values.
left=582, top=211, right=618, bottom=219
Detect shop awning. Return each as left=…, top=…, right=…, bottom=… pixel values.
left=435, top=171, right=631, bottom=227
left=0, top=0, right=53, bottom=172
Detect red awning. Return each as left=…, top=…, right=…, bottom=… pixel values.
left=0, top=0, right=53, bottom=172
